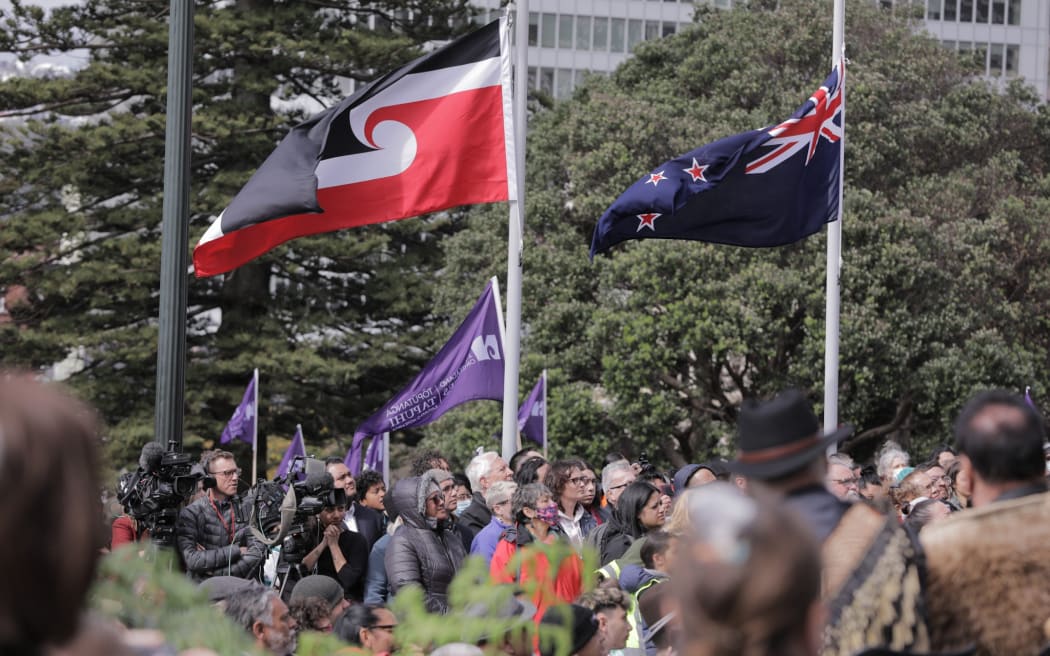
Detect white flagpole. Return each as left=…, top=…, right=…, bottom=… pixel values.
left=252, top=368, right=260, bottom=482
left=500, top=2, right=528, bottom=462
left=382, top=432, right=390, bottom=487
left=542, top=368, right=548, bottom=460
left=824, top=0, right=845, bottom=452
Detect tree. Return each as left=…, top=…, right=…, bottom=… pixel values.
left=0, top=0, right=476, bottom=473
left=424, top=0, right=1050, bottom=468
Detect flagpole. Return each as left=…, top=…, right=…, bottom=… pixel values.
left=252, top=368, right=259, bottom=481
left=824, top=0, right=845, bottom=452
left=382, top=432, right=390, bottom=487
left=500, top=1, right=528, bottom=462
left=542, top=368, right=548, bottom=460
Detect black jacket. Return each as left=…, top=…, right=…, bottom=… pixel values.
left=176, top=493, right=266, bottom=582
left=456, top=491, right=491, bottom=543
left=311, top=524, right=370, bottom=601
left=784, top=484, right=850, bottom=543
left=349, top=502, right=385, bottom=549
left=385, top=472, right=466, bottom=614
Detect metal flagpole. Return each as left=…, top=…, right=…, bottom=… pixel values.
left=153, top=0, right=194, bottom=451
left=382, top=432, right=390, bottom=487
left=542, top=368, right=548, bottom=460
left=251, top=368, right=259, bottom=481
left=824, top=0, right=846, bottom=451
left=500, top=0, right=528, bottom=462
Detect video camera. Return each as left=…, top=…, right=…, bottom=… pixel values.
left=118, top=441, right=203, bottom=548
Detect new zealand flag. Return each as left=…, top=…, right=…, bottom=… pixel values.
left=590, top=61, right=843, bottom=257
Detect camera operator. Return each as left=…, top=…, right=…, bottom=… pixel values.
left=299, top=496, right=369, bottom=602
left=176, top=450, right=266, bottom=582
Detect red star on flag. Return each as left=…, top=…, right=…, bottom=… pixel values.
left=683, top=158, right=708, bottom=183
left=636, top=213, right=661, bottom=232
left=646, top=170, right=667, bottom=186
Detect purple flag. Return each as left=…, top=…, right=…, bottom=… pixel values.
left=220, top=372, right=257, bottom=445
left=346, top=278, right=505, bottom=474
left=1026, top=386, right=1035, bottom=408
left=517, top=373, right=546, bottom=446
left=364, top=434, right=385, bottom=475
left=276, top=425, right=306, bottom=478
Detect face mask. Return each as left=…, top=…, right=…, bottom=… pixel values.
left=456, top=499, right=472, bottom=515
left=535, top=504, right=559, bottom=526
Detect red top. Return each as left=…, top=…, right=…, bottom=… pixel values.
left=490, top=535, right=583, bottom=620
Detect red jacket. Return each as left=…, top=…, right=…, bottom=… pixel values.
left=489, top=526, right=583, bottom=619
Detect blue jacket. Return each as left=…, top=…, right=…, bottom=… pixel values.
left=363, top=533, right=391, bottom=605
left=470, top=515, right=512, bottom=566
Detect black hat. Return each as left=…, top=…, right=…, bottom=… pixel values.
left=538, top=604, right=599, bottom=656
left=727, top=389, right=853, bottom=479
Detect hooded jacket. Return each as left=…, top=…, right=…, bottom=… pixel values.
left=176, top=493, right=267, bottom=582
left=384, top=472, right=466, bottom=614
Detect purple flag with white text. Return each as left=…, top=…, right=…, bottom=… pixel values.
left=276, top=425, right=306, bottom=478
left=346, top=279, right=505, bottom=474
left=220, top=373, right=257, bottom=445
left=517, top=374, right=546, bottom=446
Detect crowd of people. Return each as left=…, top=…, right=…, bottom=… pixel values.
left=4, top=371, right=1050, bottom=656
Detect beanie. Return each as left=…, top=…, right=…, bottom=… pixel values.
left=539, top=604, right=599, bottom=656
left=289, top=574, right=344, bottom=609
left=198, top=575, right=253, bottom=603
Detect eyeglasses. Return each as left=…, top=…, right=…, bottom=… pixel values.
left=570, top=476, right=597, bottom=487
left=214, top=468, right=241, bottom=478
left=831, top=477, right=858, bottom=487
left=606, top=481, right=632, bottom=492
left=369, top=625, right=397, bottom=632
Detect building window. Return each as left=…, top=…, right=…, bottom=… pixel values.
left=1005, top=44, right=1018, bottom=76
left=528, top=12, right=539, bottom=47
left=973, top=42, right=988, bottom=70
left=540, top=68, right=554, bottom=95
left=644, top=20, right=660, bottom=41
left=960, top=0, right=973, bottom=21
left=556, top=68, right=573, bottom=99
left=559, top=15, right=574, bottom=48
left=944, top=0, right=957, bottom=20
left=991, top=0, right=1005, bottom=24
left=611, top=18, right=626, bottom=53
left=576, top=15, right=592, bottom=51
left=662, top=22, right=677, bottom=37
left=975, top=0, right=988, bottom=22
left=628, top=19, right=643, bottom=52
left=988, top=42, right=1004, bottom=75
left=927, top=0, right=941, bottom=20
left=528, top=66, right=537, bottom=89
left=1007, top=0, right=1020, bottom=24
left=593, top=17, right=609, bottom=51
left=541, top=13, right=556, bottom=48
left=574, top=69, right=587, bottom=89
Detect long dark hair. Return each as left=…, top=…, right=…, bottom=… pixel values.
left=613, top=481, right=660, bottom=539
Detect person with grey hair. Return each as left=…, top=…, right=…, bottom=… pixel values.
left=470, top=480, right=518, bottom=565
left=223, top=584, right=298, bottom=655
left=601, top=461, right=637, bottom=511
left=825, top=452, right=859, bottom=501
left=876, top=440, right=910, bottom=487
left=459, top=451, right=514, bottom=543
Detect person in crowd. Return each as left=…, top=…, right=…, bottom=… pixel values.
left=357, top=469, right=387, bottom=514
left=892, top=468, right=938, bottom=520
left=856, top=465, right=887, bottom=505
left=928, top=443, right=957, bottom=470
left=464, top=593, right=537, bottom=656
left=334, top=604, right=399, bottom=656
left=921, top=390, right=1050, bottom=654
left=470, top=480, right=517, bottom=565
left=452, top=473, right=474, bottom=517
left=326, top=457, right=385, bottom=549
left=288, top=597, right=335, bottom=633
left=300, top=496, right=370, bottom=601
left=825, top=452, right=860, bottom=501
left=411, top=450, right=451, bottom=476
left=363, top=485, right=402, bottom=605
left=224, top=584, right=299, bottom=656
left=671, top=483, right=822, bottom=656
left=944, top=458, right=970, bottom=509
left=902, top=498, right=951, bottom=534
left=289, top=574, right=351, bottom=629
left=509, top=447, right=544, bottom=473
left=597, top=481, right=666, bottom=566
left=577, top=465, right=605, bottom=526
left=110, top=512, right=147, bottom=549
left=176, top=450, right=267, bottom=582
left=576, top=588, right=632, bottom=655
left=638, top=468, right=674, bottom=517
left=876, top=440, right=911, bottom=487
left=601, top=461, right=636, bottom=510
left=538, top=605, right=603, bottom=656
left=637, top=582, right=679, bottom=656
left=199, top=575, right=254, bottom=610
left=490, top=483, right=583, bottom=619
left=546, top=459, right=599, bottom=548
left=514, top=456, right=552, bottom=487
left=616, top=530, right=679, bottom=654
left=672, top=460, right=727, bottom=492
left=918, top=461, right=950, bottom=501
left=661, top=487, right=697, bottom=538
left=0, top=375, right=116, bottom=653
left=385, top=469, right=466, bottom=614
left=459, top=451, right=514, bottom=543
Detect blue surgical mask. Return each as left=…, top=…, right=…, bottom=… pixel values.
left=456, top=499, right=472, bottom=515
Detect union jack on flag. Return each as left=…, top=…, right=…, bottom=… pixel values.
left=590, top=61, right=845, bottom=257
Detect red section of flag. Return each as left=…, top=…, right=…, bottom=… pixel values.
left=193, top=86, right=507, bottom=277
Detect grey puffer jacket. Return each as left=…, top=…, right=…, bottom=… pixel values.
left=384, top=472, right=466, bottom=614
left=176, top=493, right=266, bottom=582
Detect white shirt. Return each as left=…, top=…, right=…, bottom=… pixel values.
left=342, top=502, right=358, bottom=533
left=557, top=504, right=586, bottom=547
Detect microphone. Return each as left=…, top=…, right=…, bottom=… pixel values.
left=138, top=442, right=165, bottom=473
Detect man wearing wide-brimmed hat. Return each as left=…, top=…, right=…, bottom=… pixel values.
left=729, top=389, right=931, bottom=656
